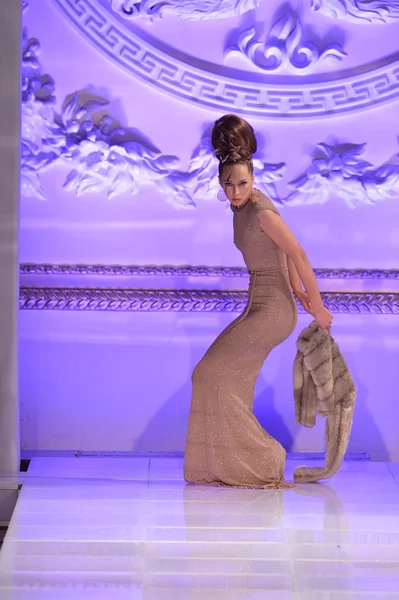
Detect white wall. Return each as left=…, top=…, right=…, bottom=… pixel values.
left=19, top=0, right=399, bottom=460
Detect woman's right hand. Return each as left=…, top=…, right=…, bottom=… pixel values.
left=314, top=305, right=333, bottom=332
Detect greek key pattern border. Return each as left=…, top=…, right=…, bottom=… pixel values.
left=20, top=264, right=399, bottom=280
left=19, top=287, right=399, bottom=314
left=53, top=0, right=399, bottom=119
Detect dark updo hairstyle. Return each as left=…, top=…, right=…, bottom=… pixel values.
left=211, top=114, right=257, bottom=177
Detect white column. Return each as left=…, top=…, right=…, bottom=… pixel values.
left=0, top=1, right=21, bottom=475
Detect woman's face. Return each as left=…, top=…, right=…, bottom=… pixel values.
left=220, top=163, right=254, bottom=209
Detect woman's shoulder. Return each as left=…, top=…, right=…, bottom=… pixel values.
left=251, top=189, right=280, bottom=216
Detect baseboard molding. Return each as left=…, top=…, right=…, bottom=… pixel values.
left=20, top=449, right=370, bottom=461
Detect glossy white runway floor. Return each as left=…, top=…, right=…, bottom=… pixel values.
left=1, top=457, right=399, bottom=599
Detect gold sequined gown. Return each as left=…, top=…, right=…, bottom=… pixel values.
left=184, top=190, right=298, bottom=489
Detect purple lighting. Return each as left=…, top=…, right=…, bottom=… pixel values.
left=18, top=0, right=399, bottom=474
left=0, top=0, right=397, bottom=596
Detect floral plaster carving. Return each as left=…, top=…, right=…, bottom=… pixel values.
left=110, top=0, right=259, bottom=21
left=285, top=143, right=399, bottom=207
left=225, top=8, right=346, bottom=74
left=311, top=0, right=399, bottom=23
left=21, top=28, right=58, bottom=200
left=21, top=27, right=193, bottom=206
left=22, top=89, right=187, bottom=205
left=57, top=95, right=186, bottom=204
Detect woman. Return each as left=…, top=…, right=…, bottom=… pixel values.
left=184, top=114, right=333, bottom=489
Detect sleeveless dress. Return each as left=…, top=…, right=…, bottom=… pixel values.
left=183, top=190, right=298, bottom=489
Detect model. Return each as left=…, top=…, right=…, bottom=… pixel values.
left=184, top=114, right=333, bottom=489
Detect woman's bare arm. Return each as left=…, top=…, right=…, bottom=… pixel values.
left=287, top=256, right=303, bottom=295
left=257, top=210, right=324, bottom=313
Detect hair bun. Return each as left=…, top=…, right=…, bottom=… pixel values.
left=212, top=114, right=257, bottom=164
left=215, top=134, right=247, bottom=164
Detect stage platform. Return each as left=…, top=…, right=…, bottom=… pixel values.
left=1, top=456, right=399, bottom=599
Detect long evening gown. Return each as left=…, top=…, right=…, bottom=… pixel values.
left=184, top=189, right=298, bottom=489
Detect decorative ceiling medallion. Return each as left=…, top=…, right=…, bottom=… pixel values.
left=110, top=0, right=259, bottom=21
left=53, top=0, right=399, bottom=119
left=311, top=0, right=399, bottom=24
left=225, top=8, right=347, bottom=75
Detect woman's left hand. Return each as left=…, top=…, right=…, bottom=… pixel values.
left=294, top=290, right=314, bottom=316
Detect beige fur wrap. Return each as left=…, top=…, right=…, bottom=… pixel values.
left=293, top=320, right=356, bottom=483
